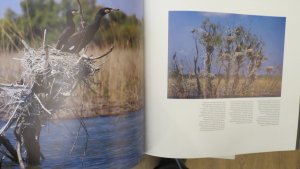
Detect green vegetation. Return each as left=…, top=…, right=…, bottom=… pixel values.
left=0, top=0, right=143, bottom=51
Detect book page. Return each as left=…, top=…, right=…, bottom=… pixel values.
left=0, top=0, right=144, bottom=168
left=145, top=0, right=300, bottom=158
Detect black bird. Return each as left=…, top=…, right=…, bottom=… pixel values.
left=55, top=10, right=78, bottom=50
left=61, top=7, right=117, bottom=53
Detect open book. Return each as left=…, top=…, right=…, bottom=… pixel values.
left=145, top=0, right=300, bottom=160
left=0, top=0, right=299, bottom=168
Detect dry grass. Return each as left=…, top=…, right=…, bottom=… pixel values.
left=0, top=52, right=23, bottom=83
left=168, top=75, right=281, bottom=99
left=0, top=46, right=144, bottom=118
left=58, top=46, right=144, bottom=118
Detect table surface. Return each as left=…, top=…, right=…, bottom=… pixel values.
left=133, top=150, right=300, bottom=169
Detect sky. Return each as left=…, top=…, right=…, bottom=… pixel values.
left=168, top=11, right=286, bottom=75
left=0, top=0, right=144, bottom=19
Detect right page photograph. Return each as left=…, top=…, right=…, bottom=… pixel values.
left=168, top=11, right=285, bottom=99
left=145, top=0, right=300, bottom=158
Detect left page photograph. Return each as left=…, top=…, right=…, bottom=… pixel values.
left=0, top=0, right=144, bottom=168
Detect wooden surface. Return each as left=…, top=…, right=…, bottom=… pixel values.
left=133, top=150, right=300, bottom=169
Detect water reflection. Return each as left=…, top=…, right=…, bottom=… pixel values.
left=1, top=110, right=144, bottom=169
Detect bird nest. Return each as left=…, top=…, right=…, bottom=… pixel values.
left=0, top=38, right=113, bottom=167
left=0, top=39, right=113, bottom=134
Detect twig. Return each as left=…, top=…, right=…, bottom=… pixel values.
left=79, top=118, right=89, bottom=138
left=21, top=40, right=29, bottom=50
left=16, top=142, right=25, bottom=169
left=87, top=45, right=114, bottom=60
left=0, top=104, right=20, bottom=135
left=12, top=58, right=24, bottom=61
left=0, top=83, right=27, bottom=89
left=43, top=29, right=47, bottom=49
left=79, top=84, right=89, bottom=160
left=49, top=78, right=55, bottom=95
left=82, top=80, right=97, bottom=94
left=69, top=123, right=81, bottom=154
left=0, top=150, right=14, bottom=162
left=1, top=37, right=109, bottom=166
left=33, top=93, right=52, bottom=115
left=94, top=55, right=112, bottom=71
left=77, top=0, right=86, bottom=29
left=45, top=45, right=49, bottom=61
left=69, top=113, right=89, bottom=156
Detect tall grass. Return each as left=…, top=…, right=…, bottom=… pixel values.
left=168, top=74, right=281, bottom=99
left=0, top=19, right=24, bottom=52
left=0, top=52, right=23, bottom=83
left=0, top=46, right=144, bottom=118
left=59, top=48, right=144, bottom=117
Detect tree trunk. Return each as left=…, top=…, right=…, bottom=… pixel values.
left=194, top=58, right=201, bottom=97
left=205, top=50, right=213, bottom=97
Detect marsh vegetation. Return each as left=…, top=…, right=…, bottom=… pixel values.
left=0, top=0, right=144, bottom=118
left=168, top=16, right=284, bottom=99
left=0, top=0, right=144, bottom=167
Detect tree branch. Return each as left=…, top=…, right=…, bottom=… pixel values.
left=87, top=45, right=114, bottom=60
left=33, top=93, right=52, bottom=115
left=77, top=0, right=86, bottom=29
left=17, top=142, right=25, bottom=169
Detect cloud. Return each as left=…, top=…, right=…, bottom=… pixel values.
left=178, top=49, right=187, bottom=55
left=200, top=11, right=231, bottom=18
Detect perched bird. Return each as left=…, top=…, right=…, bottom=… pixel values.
left=61, top=7, right=118, bottom=53
left=55, top=10, right=78, bottom=50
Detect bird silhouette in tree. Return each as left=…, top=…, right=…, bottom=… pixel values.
left=61, top=7, right=118, bottom=53
left=56, top=10, right=78, bottom=50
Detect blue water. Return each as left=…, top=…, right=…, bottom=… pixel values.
left=0, top=110, right=144, bottom=169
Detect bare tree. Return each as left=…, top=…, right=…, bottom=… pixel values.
left=231, top=26, right=246, bottom=95
left=191, top=29, right=202, bottom=97
left=199, top=19, right=222, bottom=97
left=242, top=34, right=267, bottom=95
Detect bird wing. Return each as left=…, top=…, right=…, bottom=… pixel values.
left=55, top=26, right=75, bottom=50
left=61, top=29, right=88, bottom=53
